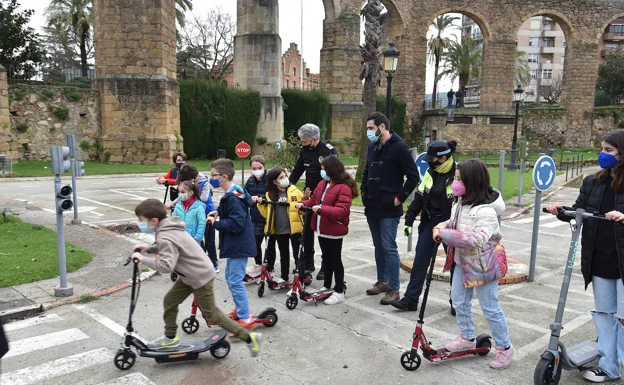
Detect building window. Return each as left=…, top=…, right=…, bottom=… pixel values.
left=293, top=67, right=296, bottom=76
left=286, top=80, right=289, bottom=88
left=541, top=69, right=553, bottom=79
left=542, top=37, right=555, bottom=47
left=293, top=81, right=296, bottom=89
left=529, top=37, right=540, bottom=47
left=530, top=70, right=538, bottom=79
left=530, top=19, right=542, bottom=30
left=543, top=19, right=555, bottom=31
left=528, top=53, right=539, bottom=63
left=609, top=24, right=624, bottom=36
left=562, top=40, right=567, bottom=48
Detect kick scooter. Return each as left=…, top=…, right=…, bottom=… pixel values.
left=181, top=300, right=278, bottom=334
left=114, top=251, right=230, bottom=370
left=534, top=207, right=607, bottom=385
left=400, top=241, right=492, bottom=371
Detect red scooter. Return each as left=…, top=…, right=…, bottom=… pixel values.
left=255, top=199, right=312, bottom=297
left=400, top=241, right=492, bottom=371
left=181, top=299, right=278, bottom=334
left=285, top=206, right=346, bottom=310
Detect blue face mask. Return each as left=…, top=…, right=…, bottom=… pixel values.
left=598, top=151, right=620, bottom=169
left=209, top=178, right=221, bottom=189
left=137, top=221, right=154, bottom=234
left=321, top=170, right=330, bottom=181
left=367, top=129, right=379, bottom=143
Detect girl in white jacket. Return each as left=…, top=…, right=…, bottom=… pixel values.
left=433, top=159, right=513, bottom=369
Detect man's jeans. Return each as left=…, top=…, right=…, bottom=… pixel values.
left=591, top=275, right=624, bottom=379
left=367, top=217, right=401, bottom=291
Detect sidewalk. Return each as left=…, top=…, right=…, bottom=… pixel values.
left=0, top=198, right=155, bottom=322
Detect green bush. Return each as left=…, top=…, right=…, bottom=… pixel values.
left=16, top=123, right=28, bottom=133
left=52, top=105, right=70, bottom=121
left=179, top=80, right=261, bottom=159
left=13, top=90, right=24, bottom=101
left=281, top=89, right=329, bottom=139
left=79, top=140, right=91, bottom=151
left=376, top=95, right=407, bottom=134
left=41, top=89, right=55, bottom=100
left=68, top=92, right=82, bottom=102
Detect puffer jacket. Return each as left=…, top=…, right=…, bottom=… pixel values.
left=245, top=171, right=269, bottom=236
left=257, top=185, right=304, bottom=235
left=556, top=175, right=624, bottom=288
left=172, top=198, right=206, bottom=242
left=300, top=180, right=352, bottom=237
left=438, top=188, right=508, bottom=288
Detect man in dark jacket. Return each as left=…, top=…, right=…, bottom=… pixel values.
left=289, top=123, right=338, bottom=279
left=361, top=112, right=420, bottom=305
left=446, top=89, right=455, bottom=109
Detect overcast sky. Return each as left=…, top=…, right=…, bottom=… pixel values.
left=17, top=0, right=460, bottom=93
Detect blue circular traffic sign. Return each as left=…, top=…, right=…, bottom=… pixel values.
left=415, top=153, right=429, bottom=179
left=533, top=155, right=557, bottom=192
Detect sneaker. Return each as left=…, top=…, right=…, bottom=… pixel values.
left=147, top=335, right=180, bottom=350
left=445, top=335, right=476, bottom=352
left=366, top=281, right=390, bottom=295
left=275, top=278, right=285, bottom=284
left=324, top=292, right=345, bottom=305
left=582, top=367, right=620, bottom=382
left=380, top=290, right=400, bottom=305
left=247, top=265, right=261, bottom=275
left=490, top=344, right=515, bottom=369
left=391, top=297, right=418, bottom=311
left=237, top=316, right=258, bottom=331
left=316, top=270, right=325, bottom=280
left=247, top=332, right=263, bottom=357
left=227, top=309, right=238, bottom=320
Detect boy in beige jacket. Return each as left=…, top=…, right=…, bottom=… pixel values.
left=131, top=198, right=262, bottom=355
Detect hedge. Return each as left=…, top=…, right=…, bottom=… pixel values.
left=179, top=80, right=261, bottom=159
left=376, top=95, right=407, bottom=133
left=282, top=89, right=329, bottom=138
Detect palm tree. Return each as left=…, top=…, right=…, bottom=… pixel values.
left=439, top=38, right=482, bottom=103
left=175, top=0, right=192, bottom=27
left=46, top=0, right=92, bottom=78
left=427, top=15, right=460, bottom=109
left=515, top=50, right=532, bottom=88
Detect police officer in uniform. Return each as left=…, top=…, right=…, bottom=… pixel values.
left=289, top=123, right=338, bottom=280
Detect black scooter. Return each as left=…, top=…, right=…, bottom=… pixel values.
left=114, top=250, right=231, bottom=370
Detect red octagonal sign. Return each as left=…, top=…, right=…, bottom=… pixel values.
left=235, top=141, right=251, bottom=158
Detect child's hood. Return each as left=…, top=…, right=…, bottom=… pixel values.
left=223, top=184, right=252, bottom=207
left=197, top=174, right=208, bottom=183
left=475, top=187, right=505, bottom=216
left=155, top=217, right=186, bottom=234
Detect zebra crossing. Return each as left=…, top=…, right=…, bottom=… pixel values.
left=511, top=213, right=569, bottom=228
left=1, top=312, right=156, bottom=385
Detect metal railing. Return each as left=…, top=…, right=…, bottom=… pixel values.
left=563, top=154, right=584, bottom=182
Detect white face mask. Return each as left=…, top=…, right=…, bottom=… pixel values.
left=179, top=193, right=189, bottom=201
left=278, top=178, right=289, bottom=188
left=252, top=169, right=264, bottom=178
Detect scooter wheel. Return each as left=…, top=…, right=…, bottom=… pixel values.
left=400, top=351, right=421, bottom=371
left=286, top=294, right=298, bottom=310
left=264, top=311, right=278, bottom=327
left=303, top=273, right=313, bottom=287
left=258, top=281, right=265, bottom=298
left=182, top=317, right=200, bottom=334
left=534, top=356, right=562, bottom=385
left=114, top=349, right=136, bottom=371
left=475, top=334, right=492, bottom=356
left=210, top=341, right=231, bottom=359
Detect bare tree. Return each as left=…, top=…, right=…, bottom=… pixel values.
left=538, top=75, right=563, bottom=105
left=178, top=7, right=235, bottom=81
left=356, top=0, right=385, bottom=180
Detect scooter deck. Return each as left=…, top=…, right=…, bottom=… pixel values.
left=137, top=331, right=227, bottom=358
left=568, top=339, right=599, bottom=367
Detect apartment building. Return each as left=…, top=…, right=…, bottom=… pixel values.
left=282, top=43, right=320, bottom=91
left=600, top=17, right=624, bottom=63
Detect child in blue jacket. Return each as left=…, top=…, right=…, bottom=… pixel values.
left=206, top=159, right=257, bottom=329
left=172, top=181, right=206, bottom=243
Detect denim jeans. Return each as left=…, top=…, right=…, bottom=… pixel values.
left=591, top=275, right=624, bottom=379
left=451, top=265, right=511, bottom=348
left=367, top=217, right=401, bottom=291
left=225, top=258, right=250, bottom=320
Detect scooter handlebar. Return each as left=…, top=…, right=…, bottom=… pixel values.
left=542, top=207, right=608, bottom=221
left=124, top=248, right=142, bottom=266
left=258, top=198, right=294, bottom=207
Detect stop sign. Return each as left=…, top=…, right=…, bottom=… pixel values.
left=235, top=141, right=251, bottom=158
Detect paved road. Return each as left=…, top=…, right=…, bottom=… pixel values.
left=0, top=176, right=604, bottom=385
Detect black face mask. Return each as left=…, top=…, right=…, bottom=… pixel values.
left=176, top=162, right=184, bottom=168
left=428, top=161, right=440, bottom=170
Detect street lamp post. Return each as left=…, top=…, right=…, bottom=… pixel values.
left=508, top=84, right=524, bottom=171
left=383, top=42, right=400, bottom=128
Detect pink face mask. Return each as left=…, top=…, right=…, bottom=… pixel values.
left=451, top=180, right=466, bottom=197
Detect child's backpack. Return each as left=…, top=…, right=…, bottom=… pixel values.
left=198, top=180, right=215, bottom=213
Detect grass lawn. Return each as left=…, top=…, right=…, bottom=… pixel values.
left=9, top=157, right=360, bottom=178
left=0, top=216, right=94, bottom=288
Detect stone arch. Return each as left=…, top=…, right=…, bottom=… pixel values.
left=322, top=0, right=338, bottom=22
left=516, top=10, right=577, bottom=43
left=422, top=8, right=492, bottom=41
left=378, top=0, right=406, bottom=41
left=598, top=14, right=624, bottom=40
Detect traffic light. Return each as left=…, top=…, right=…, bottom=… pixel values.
left=73, top=161, right=85, bottom=177
left=50, top=146, right=71, bottom=175
left=519, top=137, right=528, bottom=160
left=55, top=183, right=73, bottom=212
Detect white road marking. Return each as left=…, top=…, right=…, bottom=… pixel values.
left=0, top=348, right=114, bottom=385
left=97, top=373, right=157, bottom=385
left=541, top=220, right=569, bottom=228
left=502, top=294, right=584, bottom=315
left=543, top=284, right=594, bottom=298
left=17, top=185, right=38, bottom=188
left=109, top=189, right=147, bottom=200
left=4, top=314, right=62, bottom=332
left=513, top=215, right=552, bottom=224
left=74, top=304, right=126, bottom=336
left=4, top=328, right=90, bottom=358
left=77, top=196, right=135, bottom=213
left=501, top=223, right=566, bottom=238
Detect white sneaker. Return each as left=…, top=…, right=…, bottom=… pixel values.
left=275, top=278, right=285, bottom=284
left=324, top=292, right=345, bottom=305
left=247, top=265, right=261, bottom=275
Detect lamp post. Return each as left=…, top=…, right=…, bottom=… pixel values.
left=383, top=42, right=400, bottom=128
left=508, top=84, right=524, bottom=171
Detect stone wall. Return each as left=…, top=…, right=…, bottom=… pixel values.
left=0, top=66, right=14, bottom=161
left=6, top=85, right=100, bottom=161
